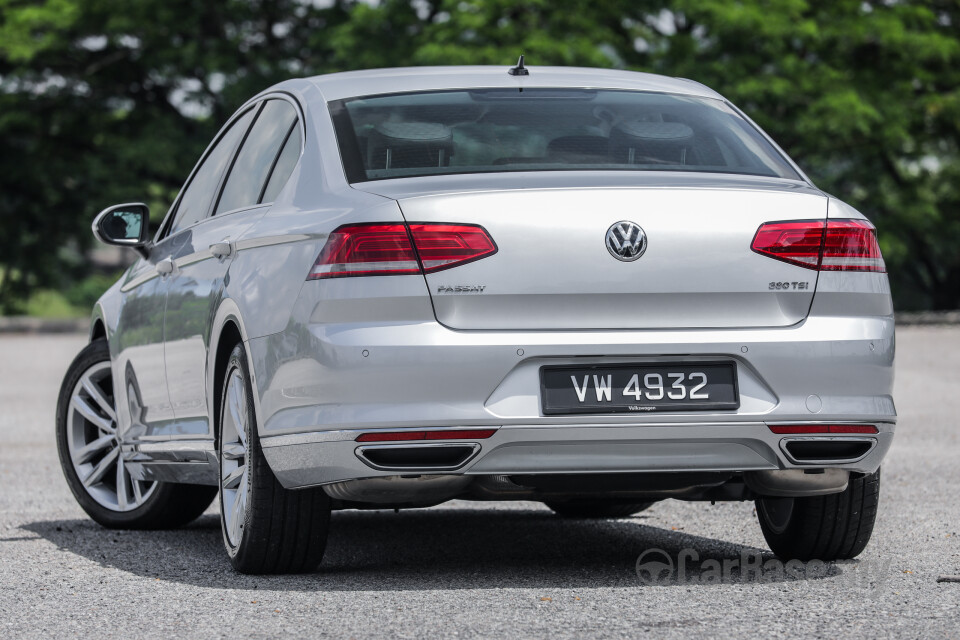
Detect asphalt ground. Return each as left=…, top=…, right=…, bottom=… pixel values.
left=0, top=329, right=957, bottom=639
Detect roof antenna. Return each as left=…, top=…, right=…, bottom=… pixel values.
left=508, top=55, right=529, bottom=76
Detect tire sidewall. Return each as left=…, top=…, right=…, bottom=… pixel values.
left=757, top=497, right=795, bottom=536
left=756, top=469, right=881, bottom=561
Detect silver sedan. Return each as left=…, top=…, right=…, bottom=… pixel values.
left=56, top=63, right=895, bottom=574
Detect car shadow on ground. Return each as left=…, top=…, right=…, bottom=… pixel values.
left=21, top=507, right=854, bottom=591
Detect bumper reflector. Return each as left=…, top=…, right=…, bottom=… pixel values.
left=768, top=424, right=879, bottom=435
left=356, top=429, right=497, bottom=443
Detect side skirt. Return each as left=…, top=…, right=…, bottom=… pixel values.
left=124, top=440, right=219, bottom=486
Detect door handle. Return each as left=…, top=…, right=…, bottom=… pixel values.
left=156, top=257, right=175, bottom=276
left=209, top=241, right=232, bottom=259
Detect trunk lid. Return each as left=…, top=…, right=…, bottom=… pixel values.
left=359, top=174, right=827, bottom=330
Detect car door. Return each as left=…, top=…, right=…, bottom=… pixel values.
left=163, top=97, right=302, bottom=438
left=112, top=239, right=183, bottom=440
left=112, top=101, right=260, bottom=443
left=121, top=104, right=257, bottom=440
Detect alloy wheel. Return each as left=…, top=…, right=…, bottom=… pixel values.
left=66, top=361, right=157, bottom=511
left=220, top=368, right=250, bottom=548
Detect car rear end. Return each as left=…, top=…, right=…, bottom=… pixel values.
left=251, top=74, right=895, bottom=509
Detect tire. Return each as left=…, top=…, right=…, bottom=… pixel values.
left=56, top=339, right=216, bottom=529
left=218, top=343, right=331, bottom=574
left=545, top=500, right=655, bottom=519
left=756, top=468, right=880, bottom=561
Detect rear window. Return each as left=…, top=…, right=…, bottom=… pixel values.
left=329, top=88, right=801, bottom=183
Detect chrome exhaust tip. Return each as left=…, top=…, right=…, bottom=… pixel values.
left=355, top=442, right=480, bottom=471
left=780, top=437, right=877, bottom=465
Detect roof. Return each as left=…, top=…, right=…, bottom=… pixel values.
left=306, top=66, right=724, bottom=102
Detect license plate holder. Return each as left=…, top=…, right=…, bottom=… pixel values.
left=540, top=362, right=740, bottom=415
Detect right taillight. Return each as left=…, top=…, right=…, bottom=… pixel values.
left=819, top=220, right=886, bottom=272
left=751, top=219, right=885, bottom=273
left=307, top=222, right=496, bottom=280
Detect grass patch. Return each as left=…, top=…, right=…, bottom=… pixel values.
left=2, top=272, right=121, bottom=318
left=21, top=289, right=87, bottom=318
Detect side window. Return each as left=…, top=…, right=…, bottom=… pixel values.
left=169, top=108, right=256, bottom=235
left=216, top=100, right=298, bottom=215
left=261, top=122, right=302, bottom=203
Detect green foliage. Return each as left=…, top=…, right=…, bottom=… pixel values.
left=646, top=1, right=960, bottom=309
left=12, top=271, right=122, bottom=318
left=0, top=0, right=79, bottom=61
left=22, top=289, right=81, bottom=318
left=0, top=0, right=957, bottom=310
left=62, top=271, right=121, bottom=309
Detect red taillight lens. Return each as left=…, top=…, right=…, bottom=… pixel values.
left=750, top=221, right=824, bottom=269
left=409, top=224, right=497, bottom=273
left=308, top=224, right=419, bottom=279
left=751, top=219, right=885, bottom=273
left=819, top=220, right=886, bottom=272
left=355, top=429, right=497, bottom=442
left=308, top=223, right=496, bottom=279
left=768, top=424, right=879, bottom=435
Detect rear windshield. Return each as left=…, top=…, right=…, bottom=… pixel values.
left=328, top=88, right=801, bottom=183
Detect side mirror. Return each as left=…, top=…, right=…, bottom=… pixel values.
left=92, top=203, right=152, bottom=258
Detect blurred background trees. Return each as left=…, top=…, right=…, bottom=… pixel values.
left=1, top=0, right=957, bottom=313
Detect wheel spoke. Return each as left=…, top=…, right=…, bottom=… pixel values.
left=227, top=380, right=245, bottom=442
left=222, top=465, right=245, bottom=490
left=72, top=435, right=115, bottom=465
left=72, top=395, right=115, bottom=434
left=80, top=373, right=117, bottom=424
left=228, top=497, right=240, bottom=543
left=131, top=477, right=143, bottom=504
left=234, top=374, right=249, bottom=443
left=222, top=443, right=245, bottom=460
left=237, top=384, right=247, bottom=438
left=83, top=447, right=119, bottom=487
left=116, top=457, right=128, bottom=510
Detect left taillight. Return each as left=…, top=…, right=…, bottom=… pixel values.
left=307, top=223, right=496, bottom=280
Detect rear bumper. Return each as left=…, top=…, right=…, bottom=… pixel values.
left=249, top=313, right=896, bottom=488
left=261, top=420, right=893, bottom=489
left=250, top=314, right=896, bottom=431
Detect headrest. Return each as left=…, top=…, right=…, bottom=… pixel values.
left=614, top=121, right=694, bottom=142
left=373, top=122, right=452, bottom=144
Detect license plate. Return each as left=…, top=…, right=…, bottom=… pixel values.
left=540, top=362, right=739, bottom=415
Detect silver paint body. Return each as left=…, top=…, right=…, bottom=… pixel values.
left=89, top=67, right=896, bottom=499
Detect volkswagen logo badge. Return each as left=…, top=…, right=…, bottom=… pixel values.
left=605, top=221, right=647, bottom=261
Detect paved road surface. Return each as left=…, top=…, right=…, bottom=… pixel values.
left=0, top=330, right=957, bottom=638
